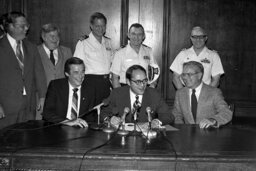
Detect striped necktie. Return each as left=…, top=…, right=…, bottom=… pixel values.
left=16, top=40, right=24, bottom=73
left=71, top=88, right=79, bottom=120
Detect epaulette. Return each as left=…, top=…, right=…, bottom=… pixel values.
left=181, top=48, right=187, bottom=51
left=78, top=35, right=89, bottom=41
left=116, top=45, right=126, bottom=51
left=212, top=49, right=218, bottom=53
left=103, top=35, right=111, bottom=39
left=142, top=44, right=150, bottom=48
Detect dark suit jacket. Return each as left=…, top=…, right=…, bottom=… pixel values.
left=0, top=36, right=47, bottom=128
left=42, top=78, right=96, bottom=123
left=37, top=44, right=72, bottom=86
left=101, top=86, right=174, bottom=125
left=172, top=83, right=233, bottom=127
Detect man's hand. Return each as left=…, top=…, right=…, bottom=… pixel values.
left=151, top=119, right=162, bottom=129
left=199, top=118, right=217, bottom=129
left=0, top=105, right=5, bottom=119
left=37, top=98, right=45, bottom=113
left=61, top=118, right=88, bottom=128
left=110, top=116, right=121, bottom=128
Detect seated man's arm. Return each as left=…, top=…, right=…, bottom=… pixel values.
left=199, top=89, right=233, bottom=128
left=172, top=92, right=185, bottom=124
left=173, top=72, right=184, bottom=90
left=111, top=73, right=121, bottom=88
left=42, top=81, right=66, bottom=123
left=61, top=118, right=88, bottom=128
left=210, top=74, right=221, bottom=87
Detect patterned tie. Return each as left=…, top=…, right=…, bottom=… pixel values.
left=133, top=95, right=141, bottom=121
left=16, top=40, right=24, bottom=73
left=71, top=88, right=78, bottom=120
left=191, top=89, right=197, bottom=121
left=50, top=49, right=55, bottom=65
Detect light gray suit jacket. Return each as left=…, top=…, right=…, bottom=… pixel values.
left=172, top=83, right=233, bottom=127
left=37, top=44, right=72, bottom=86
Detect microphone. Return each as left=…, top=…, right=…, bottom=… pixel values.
left=118, top=107, right=130, bottom=136
left=146, top=107, right=152, bottom=129
left=121, top=107, right=130, bottom=123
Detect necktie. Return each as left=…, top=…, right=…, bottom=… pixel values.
left=71, top=88, right=78, bottom=120
left=133, top=95, right=141, bottom=121
left=191, top=89, right=197, bottom=121
left=50, top=50, right=55, bottom=65
left=16, top=40, right=24, bottom=73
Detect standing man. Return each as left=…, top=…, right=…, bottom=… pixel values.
left=111, top=23, right=159, bottom=88
left=43, top=57, right=96, bottom=127
left=172, top=61, right=232, bottom=128
left=0, top=11, right=47, bottom=129
left=170, top=26, right=224, bottom=89
left=73, top=12, right=113, bottom=111
left=38, top=23, right=72, bottom=86
left=0, top=13, right=7, bottom=38
left=101, top=65, right=174, bottom=127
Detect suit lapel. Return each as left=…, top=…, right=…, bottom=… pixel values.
left=61, top=79, right=69, bottom=113
left=1, top=36, right=21, bottom=71
left=197, top=84, right=208, bottom=121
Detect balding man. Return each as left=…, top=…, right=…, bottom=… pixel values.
left=172, top=61, right=232, bottom=129
left=170, top=26, right=224, bottom=89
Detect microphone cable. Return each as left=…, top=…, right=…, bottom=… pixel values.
left=78, top=124, right=121, bottom=171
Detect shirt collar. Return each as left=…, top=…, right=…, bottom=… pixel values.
left=7, top=33, right=19, bottom=48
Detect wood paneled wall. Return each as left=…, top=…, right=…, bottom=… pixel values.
left=1, top=0, right=256, bottom=116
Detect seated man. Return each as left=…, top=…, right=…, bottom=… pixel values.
left=172, top=61, right=232, bottom=128
left=42, top=57, right=96, bottom=128
left=101, top=65, right=174, bottom=128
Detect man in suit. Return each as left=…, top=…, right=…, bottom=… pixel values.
left=42, top=57, right=96, bottom=128
left=0, top=11, right=47, bottom=129
left=172, top=61, right=232, bottom=129
left=38, top=23, right=72, bottom=86
left=101, top=65, right=174, bottom=127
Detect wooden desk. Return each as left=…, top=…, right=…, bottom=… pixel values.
left=0, top=121, right=256, bottom=171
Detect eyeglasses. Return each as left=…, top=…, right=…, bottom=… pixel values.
left=191, top=35, right=206, bottom=40
left=131, top=78, right=148, bottom=85
left=181, top=72, right=200, bottom=78
left=13, top=23, right=30, bottom=29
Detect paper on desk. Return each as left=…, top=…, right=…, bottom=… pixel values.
left=164, top=125, right=179, bottom=131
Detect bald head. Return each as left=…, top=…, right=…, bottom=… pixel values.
left=191, top=26, right=207, bottom=36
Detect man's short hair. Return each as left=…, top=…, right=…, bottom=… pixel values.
left=41, top=23, right=59, bottom=35
left=191, top=26, right=207, bottom=36
left=90, top=12, right=107, bottom=25
left=183, top=61, right=204, bottom=76
left=4, top=11, right=25, bottom=30
left=126, top=65, right=147, bottom=80
left=64, top=57, right=85, bottom=74
left=128, top=23, right=145, bottom=34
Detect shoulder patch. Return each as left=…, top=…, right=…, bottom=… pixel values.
left=78, top=35, right=89, bottom=41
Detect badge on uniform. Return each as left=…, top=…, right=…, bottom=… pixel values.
left=144, top=56, right=150, bottom=60
left=201, top=58, right=210, bottom=64
left=148, top=64, right=160, bottom=84
left=106, top=47, right=112, bottom=51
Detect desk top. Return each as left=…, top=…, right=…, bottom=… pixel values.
left=0, top=121, right=256, bottom=161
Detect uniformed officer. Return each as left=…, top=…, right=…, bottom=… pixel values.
left=170, top=26, right=224, bottom=90
left=111, top=23, right=159, bottom=88
left=73, top=12, right=113, bottom=117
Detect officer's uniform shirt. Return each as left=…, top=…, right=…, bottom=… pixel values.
left=73, top=32, right=113, bottom=75
left=110, top=43, right=158, bottom=84
left=170, top=46, right=224, bottom=85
